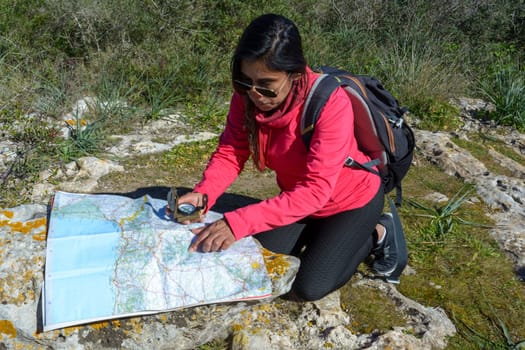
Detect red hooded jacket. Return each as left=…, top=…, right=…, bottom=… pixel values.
left=194, top=67, right=381, bottom=240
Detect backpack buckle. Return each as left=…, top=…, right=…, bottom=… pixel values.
left=344, top=157, right=356, bottom=167
left=395, top=117, right=404, bottom=128
left=388, top=115, right=404, bottom=128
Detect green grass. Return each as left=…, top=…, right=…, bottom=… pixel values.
left=452, top=294, right=525, bottom=350
left=396, top=158, right=525, bottom=349
left=341, top=282, right=407, bottom=334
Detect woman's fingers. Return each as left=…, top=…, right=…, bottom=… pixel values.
left=188, top=226, right=210, bottom=252
left=188, top=220, right=235, bottom=253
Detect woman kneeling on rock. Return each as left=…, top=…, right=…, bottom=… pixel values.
left=174, top=13, right=406, bottom=301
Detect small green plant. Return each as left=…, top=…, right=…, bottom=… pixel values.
left=90, top=70, right=137, bottom=133
left=407, top=184, right=488, bottom=242
left=34, top=69, right=70, bottom=119
left=58, top=117, right=103, bottom=161
left=184, top=94, right=230, bottom=132
left=0, top=111, right=61, bottom=206
left=417, top=100, right=463, bottom=131
left=142, top=75, right=181, bottom=121
left=196, top=339, right=228, bottom=350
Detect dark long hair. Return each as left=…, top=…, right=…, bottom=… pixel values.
left=231, top=14, right=307, bottom=170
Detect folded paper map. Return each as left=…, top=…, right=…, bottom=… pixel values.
left=43, top=191, right=272, bottom=331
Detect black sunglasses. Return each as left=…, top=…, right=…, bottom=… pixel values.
left=233, top=74, right=291, bottom=98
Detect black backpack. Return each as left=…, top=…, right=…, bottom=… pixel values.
left=301, top=66, right=415, bottom=205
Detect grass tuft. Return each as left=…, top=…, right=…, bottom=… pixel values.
left=479, top=64, right=525, bottom=131
left=406, top=184, right=490, bottom=243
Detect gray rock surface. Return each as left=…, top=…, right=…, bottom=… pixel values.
left=415, top=127, right=525, bottom=279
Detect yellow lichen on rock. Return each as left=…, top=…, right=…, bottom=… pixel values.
left=62, top=325, right=84, bottom=336
left=232, top=330, right=250, bottom=346
left=32, top=228, right=48, bottom=241
left=231, top=323, right=244, bottom=332
left=127, top=318, right=143, bottom=334
left=261, top=248, right=290, bottom=277
left=88, top=321, right=110, bottom=330
left=0, top=216, right=46, bottom=235
left=0, top=319, right=17, bottom=339
left=232, top=304, right=275, bottom=334
left=0, top=210, right=14, bottom=219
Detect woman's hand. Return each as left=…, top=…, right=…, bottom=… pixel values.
left=166, top=192, right=206, bottom=224
left=189, top=219, right=236, bottom=253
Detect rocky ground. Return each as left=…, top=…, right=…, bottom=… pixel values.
left=0, top=98, right=524, bottom=349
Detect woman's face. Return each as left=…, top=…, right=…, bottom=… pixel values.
left=239, top=59, right=294, bottom=112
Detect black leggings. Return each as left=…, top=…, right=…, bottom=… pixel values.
left=255, top=186, right=384, bottom=301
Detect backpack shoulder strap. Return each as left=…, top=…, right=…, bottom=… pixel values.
left=300, top=74, right=341, bottom=149
left=300, top=73, right=381, bottom=175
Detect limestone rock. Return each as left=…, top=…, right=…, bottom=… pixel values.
left=415, top=128, right=525, bottom=280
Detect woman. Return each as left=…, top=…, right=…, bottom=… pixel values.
left=177, top=13, right=403, bottom=301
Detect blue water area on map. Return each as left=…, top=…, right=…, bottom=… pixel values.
left=48, top=232, right=120, bottom=273
left=50, top=217, right=120, bottom=238
left=46, top=232, right=120, bottom=324
left=46, top=269, right=116, bottom=324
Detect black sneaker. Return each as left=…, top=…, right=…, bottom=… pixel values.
left=371, top=213, right=408, bottom=284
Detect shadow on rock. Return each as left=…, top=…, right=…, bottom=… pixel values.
left=95, top=186, right=262, bottom=214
